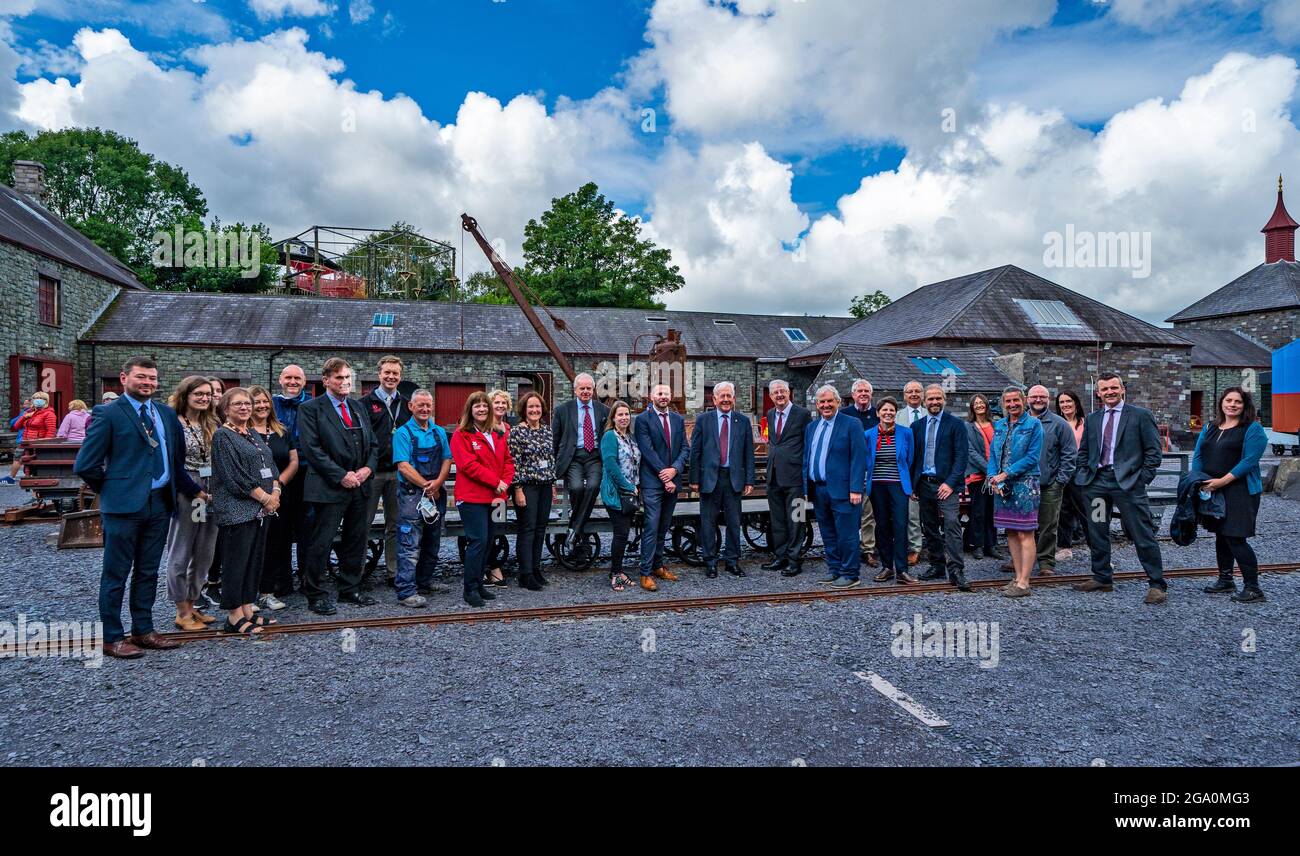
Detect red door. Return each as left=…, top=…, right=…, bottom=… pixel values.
left=9, top=356, right=73, bottom=420
left=434, top=382, right=484, bottom=430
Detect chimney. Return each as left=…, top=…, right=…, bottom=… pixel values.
left=12, top=160, right=46, bottom=205
left=1262, top=173, right=1298, bottom=264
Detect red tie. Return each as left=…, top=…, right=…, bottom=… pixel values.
left=719, top=413, right=730, bottom=467
left=660, top=411, right=671, bottom=445
left=339, top=401, right=353, bottom=428
left=582, top=405, right=595, bottom=451
left=774, top=410, right=783, bottom=441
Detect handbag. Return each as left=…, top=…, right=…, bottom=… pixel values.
left=617, top=487, right=641, bottom=514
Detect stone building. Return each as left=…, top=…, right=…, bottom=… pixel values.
left=1, top=161, right=143, bottom=421
left=805, top=344, right=1014, bottom=415
left=790, top=264, right=1194, bottom=439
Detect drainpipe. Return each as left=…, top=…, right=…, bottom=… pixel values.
left=268, top=348, right=285, bottom=389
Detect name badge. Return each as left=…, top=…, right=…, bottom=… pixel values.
left=260, top=467, right=274, bottom=479
left=198, top=466, right=213, bottom=478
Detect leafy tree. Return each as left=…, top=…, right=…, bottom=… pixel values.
left=849, top=289, right=892, bottom=319
left=520, top=182, right=684, bottom=309
left=143, top=217, right=277, bottom=293
left=459, top=270, right=515, bottom=305
left=0, top=127, right=208, bottom=276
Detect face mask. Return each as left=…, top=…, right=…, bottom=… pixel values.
left=33, top=400, right=47, bottom=408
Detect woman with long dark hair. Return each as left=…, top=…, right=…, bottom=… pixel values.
left=451, top=391, right=515, bottom=608
left=508, top=391, right=555, bottom=591
left=164, top=376, right=218, bottom=631
left=599, top=400, right=640, bottom=591
left=1054, top=390, right=1088, bottom=555
left=867, top=398, right=917, bottom=585
left=1193, top=387, right=1268, bottom=603
left=249, top=385, right=298, bottom=609
left=964, top=394, right=999, bottom=559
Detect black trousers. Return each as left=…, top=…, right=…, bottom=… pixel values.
left=917, top=477, right=964, bottom=574
left=1215, top=535, right=1260, bottom=587
left=460, top=501, right=492, bottom=595
left=965, top=484, right=997, bottom=552
left=219, top=517, right=267, bottom=610
left=516, top=483, right=553, bottom=577
left=699, top=475, right=742, bottom=567
left=766, top=482, right=805, bottom=562
left=261, top=508, right=293, bottom=597
left=608, top=504, right=635, bottom=576
left=1082, top=469, right=1165, bottom=588
left=280, top=474, right=306, bottom=575
left=1057, top=481, right=1087, bottom=549
left=564, top=449, right=601, bottom=537
left=304, top=489, right=371, bottom=600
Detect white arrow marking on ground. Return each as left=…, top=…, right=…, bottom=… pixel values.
left=853, top=671, right=950, bottom=728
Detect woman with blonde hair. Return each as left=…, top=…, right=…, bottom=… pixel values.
left=164, top=376, right=219, bottom=630
left=249, top=385, right=298, bottom=610
left=57, top=400, right=92, bottom=442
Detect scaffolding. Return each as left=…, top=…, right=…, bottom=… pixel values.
left=275, top=224, right=457, bottom=300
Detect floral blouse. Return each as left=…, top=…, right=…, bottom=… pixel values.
left=180, top=420, right=212, bottom=472
left=508, top=422, right=555, bottom=486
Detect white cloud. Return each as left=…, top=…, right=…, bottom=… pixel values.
left=249, top=0, right=335, bottom=22
left=1108, top=0, right=1300, bottom=42
left=348, top=0, right=373, bottom=25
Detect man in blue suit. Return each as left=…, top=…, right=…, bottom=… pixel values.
left=634, top=383, right=689, bottom=592
left=689, top=382, right=755, bottom=578
left=910, top=385, right=972, bottom=591
left=74, top=356, right=202, bottom=659
left=803, top=385, right=868, bottom=587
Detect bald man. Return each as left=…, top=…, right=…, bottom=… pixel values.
left=274, top=363, right=311, bottom=587
left=1027, top=384, right=1077, bottom=576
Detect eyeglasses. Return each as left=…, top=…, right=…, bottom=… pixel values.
left=193, top=392, right=213, bottom=398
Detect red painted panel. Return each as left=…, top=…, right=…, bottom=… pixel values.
left=435, top=382, right=484, bottom=430
left=1273, top=392, right=1300, bottom=434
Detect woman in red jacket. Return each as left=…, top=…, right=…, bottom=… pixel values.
left=452, top=391, right=515, bottom=608
left=9, top=393, right=56, bottom=482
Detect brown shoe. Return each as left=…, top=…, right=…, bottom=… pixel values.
left=640, top=575, right=658, bottom=592
left=873, top=568, right=894, bottom=583
left=102, top=639, right=144, bottom=659
left=896, top=572, right=917, bottom=585
left=652, top=567, right=679, bottom=582
left=129, top=631, right=182, bottom=650
left=1036, top=567, right=1056, bottom=577
left=174, top=613, right=206, bottom=632
left=906, top=552, right=919, bottom=567
left=1143, top=587, right=1167, bottom=605
left=194, top=611, right=217, bottom=624
left=1001, top=584, right=1032, bottom=598
left=1072, top=580, right=1113, bottom=593
left=864, top=553, right=879, bottom=568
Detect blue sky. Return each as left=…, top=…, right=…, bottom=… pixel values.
left=2, top=0, right=1300, bottom=319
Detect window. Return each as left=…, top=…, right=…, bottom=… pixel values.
left=909, top=356, right=965, bottom=376
left=781, top=327, right=809, bottom=343
left=645, top=316, right=668, bottom=323
left=372, top=312, right=395, bottom=328
left=1014, top=298, right=1084, bottom=329
left=713, top=319, right=737, bottom=326
left=37, top=276, right=61, bottom=326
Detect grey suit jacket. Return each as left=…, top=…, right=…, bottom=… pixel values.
left=765, top=404, right=812, bottom=488
left=1074, top=402, right=1162, bottom=491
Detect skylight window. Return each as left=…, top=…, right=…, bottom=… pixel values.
left=1015, top=298, right=1084, bottom=328
left=782, top=328, right=809, bottom=343
left=713, top=319, right=737, bottom=326
left=372, top=312, right=394, bottom=328
left=910, top=357, right=965, bottom=376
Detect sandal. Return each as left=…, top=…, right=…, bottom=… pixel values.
left=486, top=568, right=507, bottom=587
left=247, top=613, right=278, bottom=626
left=222, top=617, right=262, bottom=635
left=610, top=573, right=632, bottom=592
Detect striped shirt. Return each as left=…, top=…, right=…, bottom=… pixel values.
left=874, top=432, right=900, bottom=482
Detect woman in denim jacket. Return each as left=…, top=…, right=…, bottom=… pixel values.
left=987, top=387, right=1043, bottom=598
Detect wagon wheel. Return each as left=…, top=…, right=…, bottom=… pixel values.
left=670, top=522, right=703, bottom=566
left=742, top=511, right=772, bottom=552
left=546, top=531, right=601, bottom=571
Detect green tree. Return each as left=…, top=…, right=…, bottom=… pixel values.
left=143, top=217, right=277, bottom=294
left=0, top=127, right=208, bottom=276
left=520, top=182, right=684, bottom=309
left=459, top=270, right=515, bottom=305
left=849, top=289, right=892, bottom=319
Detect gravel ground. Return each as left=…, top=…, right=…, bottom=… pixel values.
left=1, top=481, right=1297, bottom=766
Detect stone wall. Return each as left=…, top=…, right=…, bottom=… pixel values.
left=1, top=240, right=121, bottom=412
left=1174, top=311, right=1300, bottom=351
left=805, top=351, right=1000, bottom=417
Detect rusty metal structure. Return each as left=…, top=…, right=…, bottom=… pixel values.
left=276, top=225, right=457, bottom=300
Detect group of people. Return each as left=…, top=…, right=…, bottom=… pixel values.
left=3, top=391, right=117, bottom=484
left=69, top=355, right=1269, bottom=659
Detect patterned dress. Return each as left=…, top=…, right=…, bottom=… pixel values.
left=993, top=419, right=1041, bottom=532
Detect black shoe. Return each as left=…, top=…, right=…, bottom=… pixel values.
left=338, top=592, right=377, bottom=606
left=309, top=599, right=337, bottom=616
left=781, top=564, right=803, bottom=577
left=477, top=586, right=497, bottom=601
left=519, top=574, right=544, bottom=591
left=951, top=573, right=972, bottom=592
left=726, top=563, right=745, bottom=578
left=705, top=566, right=718, bottom=579
left=919, top=567, right=946, bottom=581
left=761, top=559, right=786, bottom=571
left=534, top=569, right=549, bottom=586
left=464, top=590, right=485, bottom=608
left=983, top=548, right=1004, bottom=560
left=1231, top=586, right=1265, bottom=603
left=1203, top=575, right=1236, bottom=594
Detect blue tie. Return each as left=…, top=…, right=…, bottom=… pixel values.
left=813, top=421, right=828, bottom=481
left=141, top=403, right=164, bottom=479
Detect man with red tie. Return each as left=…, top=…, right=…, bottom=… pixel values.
left=763, top=379, right=813, bottom=576
left=551, top=373, right=609, bottom=562
left=690, top=382, right=756, bottom=578
left=633, top=383, right=689, bottom=590
left=297, top=358, right=379, bottom=615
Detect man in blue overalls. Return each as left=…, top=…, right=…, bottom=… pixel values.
left=392, top=389, right=452, bottom=607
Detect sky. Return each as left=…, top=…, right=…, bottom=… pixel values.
left=2, top=0, right=1300, bottom=323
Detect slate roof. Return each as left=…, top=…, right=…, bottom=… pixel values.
left=1165, top=261, right=1300, bottom=322
left=83, top=291, right=857, bottom=360
left=834, top=344, right=1014, bottom=392
left=1177, top=329, right=1273, bottom=368
left=791, top=264, right=1189, bottom=366
left=0, top=184, right=142, bottom=289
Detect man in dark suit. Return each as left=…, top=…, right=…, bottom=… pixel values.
left=634, top=383, right=688, bottom=591
left=690, top=382, right=756, bottom=578
left=361, top=355, right=411, bottom=585
left=803, top=385, right=868, bottom=587
left=298, top=357, right=380, bottom=615
left=551, top=372, right=609, bottom=559
left=847, top=379, right=879, bottom=567
left=1072, top=373, right=1167, bottom=604
left=910, top=385, right=971, bottom=591
left=763, top=379, right=812, bottom=576
left=74, top=356, right=202, bottom=659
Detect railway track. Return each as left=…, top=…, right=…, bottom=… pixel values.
left=8, top=563, right=1295, bottom=657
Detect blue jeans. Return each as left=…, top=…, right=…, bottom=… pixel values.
left=396, top=487, right=445, bottom=599
left=99, top=489, right=172, bottom=642
left=811, top=482, right=863, bottom=579
left=639, top=482, right=678, bottom=576
left=870, top=481, right=910, bottom=572
left=458, top=502, right=492, bottom=594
